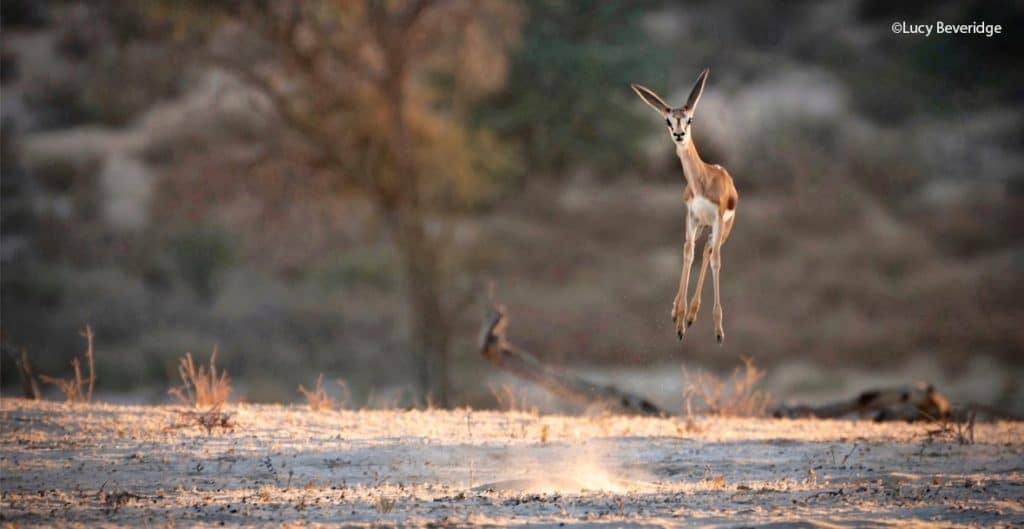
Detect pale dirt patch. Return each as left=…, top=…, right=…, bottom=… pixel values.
left=1, top=400, right=1022, bottom=528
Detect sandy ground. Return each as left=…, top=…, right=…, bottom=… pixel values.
left=1, top=400, right=1022, bottom=528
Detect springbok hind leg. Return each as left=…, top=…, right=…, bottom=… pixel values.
left=710, top=214, right=734, bottom=344
left=671, top=214, right=699, bottom=339
left=686, top=243, right=713, bottom=328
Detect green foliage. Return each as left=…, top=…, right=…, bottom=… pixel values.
left=0, top=263, right=67, bottom=308
left=21, top=2, right=184, bottom=129
left=317, top=247, right=399, bottom=291
left=170, top=224, right=235, bottom=303
left=473, top=0, right=670, bottom=181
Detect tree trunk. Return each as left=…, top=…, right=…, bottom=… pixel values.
left=375, top=22, right=452, bottom=406
left=392, top=209, right=451, bottom=406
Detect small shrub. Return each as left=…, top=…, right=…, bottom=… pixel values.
left=682, top=355, right=772, bottom=417
left=924, top=411, right=976, bottom=445
left=39, top=325, right=96, bottom=403
left=701, top=465, right=728, bottom=489
left=168, top=349, right=231, bottom=408
left=101, top=490, right=142, bottom=514
left=375, top=496, right=396, bottom=514
left=298, top=374, right=334, bottom=411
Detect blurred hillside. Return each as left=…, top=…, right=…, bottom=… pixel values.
left=1, top=0, right=1021, bottom=407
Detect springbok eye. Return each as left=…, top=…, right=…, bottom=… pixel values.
left=665, top=118, right=672, bottom=127
left=687, top=118, right=693, bottom=125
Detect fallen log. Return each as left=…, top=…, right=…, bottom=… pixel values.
left=772, top=384, right=1021, bottom=422
left=478, top=303, right=666, bottom=416
left=772, top=383, right=952, bottom=421
left=477, top=301, right=1011, bottom=422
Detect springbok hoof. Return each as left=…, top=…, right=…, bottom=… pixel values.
left=716, top=333, right=724, bottom=345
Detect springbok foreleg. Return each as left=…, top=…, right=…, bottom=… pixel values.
left=688, top=212, right=734, bottom=327
left=671, top=212, right=699, bottom=339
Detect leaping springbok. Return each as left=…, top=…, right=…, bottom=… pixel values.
left=631, top=69, right=738, bottom=344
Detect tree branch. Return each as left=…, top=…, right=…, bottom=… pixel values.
left=478, top=302, right=666, bottom=417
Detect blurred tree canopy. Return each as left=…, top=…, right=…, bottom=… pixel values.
left=142, top=0, right=680, bottom=404
left=141, top=0, right=674, bottom=404
left=473, top=0, right=670, bottom=181
left=150, top=0, right=523, bottom=405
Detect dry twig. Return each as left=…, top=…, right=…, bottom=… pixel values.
left=478, top=302, right=665, bottom=416
left=10, top=346, right=41, bottom=400
left=166, top=405, right=236, bottom=435
left=39, top=325, right=96, bottom=403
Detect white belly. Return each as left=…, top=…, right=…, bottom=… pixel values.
left=687, top=196, right=719, bottom=226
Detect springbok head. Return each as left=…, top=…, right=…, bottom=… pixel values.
left=631, top=68, right=709, bottom=146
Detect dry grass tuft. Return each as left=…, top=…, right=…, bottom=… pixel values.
left=298, top=374, right=335, bottom=411
left=101, top=490, right=144, bottom=514
left=375, top=496, right=397, bottom=514
left=168, top=348, right=231, bottom=408
left=39, top=325, right=96, bottom=403
left=11, top=346, right=42, bottom=400
left=490, top=383, right=533, bottom=413
left=682, top=355, right=772, bottom=417
left=336, top=378, right=352, bottom=409
left=679, top=393, right=705, bottom=433
left=701, top=465, right=728, bottom=489
left=924, top=410, right=976, bottom=445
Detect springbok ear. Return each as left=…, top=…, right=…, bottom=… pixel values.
left=631, top=84, right=671, bottom=114
left=684, top=68, right=709, bottom=111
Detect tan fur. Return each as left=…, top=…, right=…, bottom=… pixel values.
left=632, top=70, right=738, bottom=344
